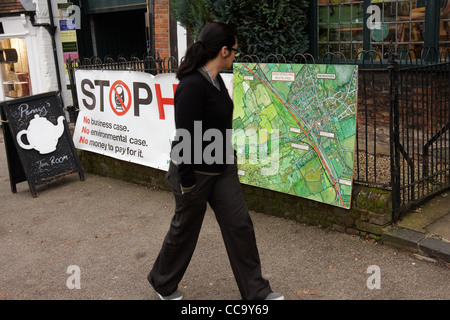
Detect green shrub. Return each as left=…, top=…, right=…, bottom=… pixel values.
left=170, top=0, right=212, bottom=38
left=171, top=0, right=309, bottom=59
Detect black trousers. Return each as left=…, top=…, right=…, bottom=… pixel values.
left=148, top=161, right=272, bottom=300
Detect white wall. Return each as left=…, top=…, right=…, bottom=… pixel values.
left=39, top=0, right=73, bottom=108
left=176, top=22, right=187, bottom=65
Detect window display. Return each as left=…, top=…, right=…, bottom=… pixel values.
left=318, top=0, right=364, bottom=59
left=318, top=0, right=450, bottom=60
left=1, top=38, right=32, bottom=98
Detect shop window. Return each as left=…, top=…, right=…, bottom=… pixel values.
left=441, top=0, right=450, bottom=47
left=1, top=38, right=32, bottom=98
left=394, top=0, right=427, bottom=59
left=318, top=0, right=365, bottom=59
left=318, top=0, right=450, bottom=60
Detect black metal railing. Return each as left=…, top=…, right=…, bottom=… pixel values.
left=392, top=48, right=450, bottom=221
left=71, top=54, right=178, bottom=74
left=66, top=47, right=450, bottom=222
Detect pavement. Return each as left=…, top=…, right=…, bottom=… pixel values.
left=0, top=131, right=449, bottom=301
left=382, top=191, right=450, bottom=265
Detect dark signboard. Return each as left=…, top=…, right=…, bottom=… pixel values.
left=1, top=91, right=84, bottom=197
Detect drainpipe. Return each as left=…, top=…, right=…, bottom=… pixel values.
left=28, top=0, right=63, bottom=94
left=147, top=0, right=155, bottom=57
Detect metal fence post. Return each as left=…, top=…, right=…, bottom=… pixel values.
left=66, top=58, right=79, bottom=124
left=386, top=46, right=401, bottom=222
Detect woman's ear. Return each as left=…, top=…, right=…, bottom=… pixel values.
left=221, top=46, right=231, bottom=58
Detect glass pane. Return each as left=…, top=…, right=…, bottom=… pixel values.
left=341, top=29, right=353, bottom=42
left=371, top=23, right=391, bottom=42
left=338, top=3, right=353, bottom=25
left=339, top=43, right=352, bottom=57
left=352, top=23, right=364, bottom=41
left=318, top=5, right=329, bottom=24
left=440, top=21, right=450, bottom=43
left=329, top=27, right=340, bottom=42
left=319, top=44, right=330, bottom=58
left=319, top=25, right=329, bottom=42
left=1, top=38, right=32, bottom=98
left=440, top=0, right=450, bottom=45
left=381, top=2, right=399, bottom=22
left=353, top=45, right=364, bottom=59
left=352, top=2, right=364, bottom=23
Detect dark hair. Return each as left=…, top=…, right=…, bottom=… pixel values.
left=176, top=22, right=237, bottom=80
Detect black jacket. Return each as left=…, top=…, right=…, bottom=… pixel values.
left=171, top=70, right=235, bottom=189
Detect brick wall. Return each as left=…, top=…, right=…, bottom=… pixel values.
left=153, top=0, right=170, bottom=58
left=78, top=150, right=393, bottom=240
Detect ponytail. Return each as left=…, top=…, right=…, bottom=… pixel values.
left=176, top=22, right=237, bottom=80
left=176, top=41, right=207, bottom=80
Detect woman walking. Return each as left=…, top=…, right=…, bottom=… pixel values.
left=147, top=22, right=283, bottom=301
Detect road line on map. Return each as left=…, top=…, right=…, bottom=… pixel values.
left=240, top=63, right=346, bottom=208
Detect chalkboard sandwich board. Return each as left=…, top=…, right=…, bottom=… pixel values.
left=0, top=91, right=85, bottom=197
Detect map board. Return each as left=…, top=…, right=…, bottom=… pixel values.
left=232, top=63, right=358, bottom=209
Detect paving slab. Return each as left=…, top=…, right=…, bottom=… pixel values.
left=419, top=237, right=450, bottom=263
left=426, top=213, right=450, bottom=242
left=382, top=226, right=426, bottom=252
left=385, top=192, right=450, bottom=263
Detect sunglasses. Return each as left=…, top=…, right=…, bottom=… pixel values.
left=230, top=47, right=241, bottom=57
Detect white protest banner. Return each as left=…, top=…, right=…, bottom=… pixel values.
left=73, top=69, right=233, bottom=171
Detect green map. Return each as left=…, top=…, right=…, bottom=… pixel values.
left=232, top=63, right=358, bottom=209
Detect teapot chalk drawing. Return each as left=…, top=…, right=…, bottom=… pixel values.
left=17, top=115, right=65, bottom=154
